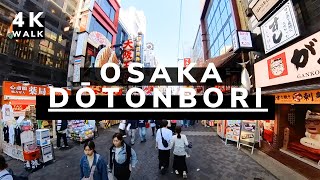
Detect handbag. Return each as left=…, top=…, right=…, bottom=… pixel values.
left=160, top=128, right=169, bottom=148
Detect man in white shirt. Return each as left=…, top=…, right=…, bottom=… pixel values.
left=156, top=120, right=173, bottom=174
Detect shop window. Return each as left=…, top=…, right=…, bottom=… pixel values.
left=58, top=35, right=67, bottom=46
left=37, top=51, right=54, bottom=67
left=39, top=39, right=55, bottom=55
left=12, top=39, right=34, bottom=60
left=45, top=28, right=57, bottom=42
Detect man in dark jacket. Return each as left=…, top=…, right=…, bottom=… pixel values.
left=127, top=120, right=138, bottom=145
left=56, top=120, right=69, bottom=149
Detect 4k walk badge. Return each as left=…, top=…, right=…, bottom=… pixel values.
left=7, top=12, right=45, bottom=39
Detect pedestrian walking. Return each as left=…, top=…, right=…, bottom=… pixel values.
left=189, top=120, right=195, bottom=126
left=169, top=126, right=190, bottom=179
left=155, top=120, right=162, bottom=131
left=80, top=141, right=108, bottom=180
left=127, top=120, right=138, bottom=145
left=0, top=155, right=13, bottom=180
left=138, top=120, right=147, bottom=142
left=170, top=120, right=177, bottom=134
left=108, top=133, right=138, bottom=180
left=149, top=120, right=156, bottom=136
left=119, top=120, right=127, bottom=137
left=156, top=120, right=173, bottom=175
left=55, top=120, right=69, bottom=149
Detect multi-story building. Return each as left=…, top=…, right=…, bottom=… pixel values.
left=115, top=18, right=130, bottom=61
left=192, top=25, right=204, bottom=64
left=66, top=0, right=120, bottom=87
left=0, top=0, right=79, bottom=87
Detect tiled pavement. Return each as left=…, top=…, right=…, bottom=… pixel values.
left=4, top=123, right=277, bottom=180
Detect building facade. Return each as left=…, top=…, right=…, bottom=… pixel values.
left=192, top=25, right=204, bottom=64
left=144, top=42, right=157, bottom=67
left=245, top=0, right=320, bottom=172
left=0, top=0, right=78, bottom=87
left=66, top=0, right=120, bottom=87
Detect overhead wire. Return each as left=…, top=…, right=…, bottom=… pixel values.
left=177, top=0, right=183, bottom=61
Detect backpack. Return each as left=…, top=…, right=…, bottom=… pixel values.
left=109, top=143, right=132, bottom=169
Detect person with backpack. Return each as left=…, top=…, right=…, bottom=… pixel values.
left=108, top=133, right=138, bottom=180
left=155, top=120, right=173, bottom=175
left=0, top=155, right=13, bottom=180
left=80, top=141, right=108, bottom=180
left=169, top=126, right=190, bottom=179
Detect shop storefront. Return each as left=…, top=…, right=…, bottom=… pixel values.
left=0, top=81, right=71, bottom=170
left=254, top=30, right=320, bottom=169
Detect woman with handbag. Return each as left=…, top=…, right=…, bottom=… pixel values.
left=169, top=126, right=190, bottom=179
left=80, top=141, right=108, bottom=180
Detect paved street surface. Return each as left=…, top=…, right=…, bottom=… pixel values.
left=4, top=122, right=277, bottom=180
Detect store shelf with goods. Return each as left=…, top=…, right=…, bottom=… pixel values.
left=68, top=120, right=95, bottom=143
left=99, top=120, right=121, bottom=129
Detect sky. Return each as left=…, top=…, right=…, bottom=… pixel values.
left=120, top=0, right=201, bottom=67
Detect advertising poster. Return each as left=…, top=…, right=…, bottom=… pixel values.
left=240, top=120, right=257, bottom=143
left=225, top=120, right=241, bottom=142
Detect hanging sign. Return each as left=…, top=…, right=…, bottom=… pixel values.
left=252, top=0, right=281, bottom=21
left=261, top=0, right=300, bottom=54
left=273, top=89, right=320, bottom=104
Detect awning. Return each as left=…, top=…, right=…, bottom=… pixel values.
left=196, top=51, right=237, bottom=68
left=252, top=84, right=320, bottom=95
left=7, top=99, right=36, bottom=105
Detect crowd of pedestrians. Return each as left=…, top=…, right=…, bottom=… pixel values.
left=79, top=120, right=193, bottom=180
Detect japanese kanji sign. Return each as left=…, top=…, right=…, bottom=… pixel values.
left=2, top=81, right=71, bottom=96
left=261, top=0, right=300, bottom=54
left=254, top=30, right=320, bottom=88
left=184, top=58, right=191, bottom=67
left=273, top=89, right=320, bottom=104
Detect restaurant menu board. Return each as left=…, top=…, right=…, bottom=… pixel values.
left=225, top=120, right=241, bottom=142
left=240, top=120, right=257, bottom=143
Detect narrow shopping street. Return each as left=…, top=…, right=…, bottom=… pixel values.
left=5, top=123, right=277, bottom=180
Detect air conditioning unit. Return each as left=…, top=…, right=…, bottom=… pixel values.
left=245, top=8, right=253, bottom=17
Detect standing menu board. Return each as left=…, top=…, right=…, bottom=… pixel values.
left=238, top=120, right=261, bottom=154
left=225, top=120, right=241, bottom=146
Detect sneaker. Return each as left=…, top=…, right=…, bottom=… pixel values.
left=65, top=145, right=69, bottom=148
left=175, top=170, right=179, bottom=175
left=61, top=145, right=65, bottom=148
left=160, top=166, right=166, bottom=175
left=186, top=154, right=190, bottom=158
left=54, top=146, right=60, bottom=149
left=183, top=171, right=187, bottom=179
left=123, top=135, right=127, bottom=138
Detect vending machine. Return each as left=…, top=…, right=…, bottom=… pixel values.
left=36, top=129, right=53, bottom=163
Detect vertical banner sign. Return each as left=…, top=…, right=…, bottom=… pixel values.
left=73, top=59, right=82, bottom=82
left=184, top=58, right=191, bottom=67
left=261, top=0, right=300, bottom=54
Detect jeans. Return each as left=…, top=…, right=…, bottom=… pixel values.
left=183, top=120, right=190, bottom=127
left=128, top=129, right=136, bottom=144
left=139, top=127, right=146, bottom=141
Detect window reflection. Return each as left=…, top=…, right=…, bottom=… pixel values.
left=97, top=0, right=116, bottom=22
left=89, top=17, right=113, bottom=42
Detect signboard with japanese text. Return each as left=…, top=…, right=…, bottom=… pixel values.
left=88, top=31, right=110, bottom=48
left=232, top=30, right=253, bottom=52
left=273, top=89, right=320, bottom=104
left=261, top=0, right=300, bottom=54
left=73, top=59, right=81, bottom=82
left=184, top=58, right=191, bottom=67
left=238, top=31, right=253, bottom=48
left=82, top=86, right=122, bottom=96
left=254, top=30, right=320, bottom=88
left=252, top=0, right=281, bottom=21
left=2, top=81, right=71, bottom=97
left=122, top=39, right=134, bottom=63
